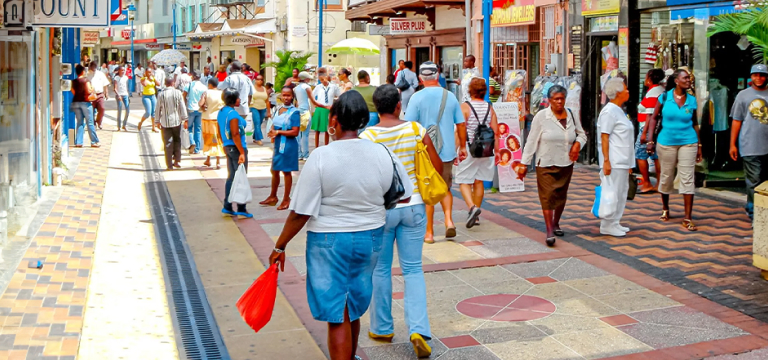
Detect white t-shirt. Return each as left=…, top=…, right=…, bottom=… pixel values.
left=290, top=139, right=413, bottom=233
left=114, top=75, right=130, bottom=96
left=598, top=102, right=635, bottom=169
left=90, top=70, right=110, bottom=94
left=155, top=68, right=167, bottom=90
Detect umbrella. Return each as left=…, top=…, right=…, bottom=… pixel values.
left=326, top=38, right=380, bottom=56
left=150, top=49, right=188, bottom=66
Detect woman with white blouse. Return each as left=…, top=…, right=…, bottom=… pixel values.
left=597, top=78, right=634, bottom=237
left=517, top=85, right=587, bottom=246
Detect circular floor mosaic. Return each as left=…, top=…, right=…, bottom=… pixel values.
left=456, top=294, right=556, bottom=322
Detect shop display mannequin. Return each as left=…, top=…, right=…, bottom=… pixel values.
left=602, top=41, right=619, bottom=72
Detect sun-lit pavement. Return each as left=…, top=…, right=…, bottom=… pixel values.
left=2, top=95, right=768, bottom=359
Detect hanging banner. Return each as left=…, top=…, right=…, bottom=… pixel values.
left=582, top=0, right=620, bottom=16
left=491, top=0, right=536, bottom=27
left=618, top=27, right=628, bottom=73
left=33, top=0, right=111, bottom=27
left=389, top=18, right=426, bottom=34
left=493, top=102, right=525, bottom=193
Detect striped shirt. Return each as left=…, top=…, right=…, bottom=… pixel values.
left=156, top=88, right=188, bottom=128
left=466, top=100, right=492, bottom=142
left=360, top=121, right=427, bottom=206
left=489, top=78, right=501, bottom=102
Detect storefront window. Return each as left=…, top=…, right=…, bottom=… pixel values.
left=441, top=46, right=463, bottom=100
left=0, top=36, right=36, bottom=227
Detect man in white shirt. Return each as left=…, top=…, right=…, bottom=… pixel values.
left=456, top=55, right=481, bottom=103
left=217, top=60, right=255, bottom=117
left=394, top=61, right=418, bottom=113
left=597, top=78, right=634, bottom=237
left=88, top=62, right=110, bottom=129
left=184, top=71, right=209, bottom=154
left=153, top=62, right=167, bottom=93
left=173, top=61, right=188, bottom=78
left=174, top=68, right=192, bottom=91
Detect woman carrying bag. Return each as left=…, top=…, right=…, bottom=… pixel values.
left=360, top=85, right=443, bottom=358
left=645, top=69, right=702, bottom=231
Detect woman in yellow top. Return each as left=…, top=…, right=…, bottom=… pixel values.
left=138, top=68, right=160, bottom=132
left=198, top=77, right=226, bottom=169
left=249, top=74, right=271, bottom=145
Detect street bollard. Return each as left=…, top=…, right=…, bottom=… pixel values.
left=753, top=181, right=768, bottom=280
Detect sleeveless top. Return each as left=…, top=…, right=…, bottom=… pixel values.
left=202, top=89, right=224, bottom=120
left=250, top=87, right=269, bottom=110
left=72, top=77, right=90, bottom=103
left=466, top=100, right=491, bottom=142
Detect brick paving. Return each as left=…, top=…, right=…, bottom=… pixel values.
left=481, top=167, right=768, bottom=323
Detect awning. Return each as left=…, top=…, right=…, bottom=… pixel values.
left=111, top=38, right=158, bottom=46
left=346, top=0, right=465, bottom=21
left=186, top=19, right=276, bottom=43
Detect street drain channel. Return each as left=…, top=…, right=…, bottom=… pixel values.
left=139, top=130, right=230, bottom=360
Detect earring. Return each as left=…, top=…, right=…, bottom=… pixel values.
left=328, top=127, right=336, bottom=136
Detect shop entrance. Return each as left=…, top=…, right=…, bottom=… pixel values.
left=583, top=34, right=619, bottom=164
left=415, top=47, right=430, bottom=70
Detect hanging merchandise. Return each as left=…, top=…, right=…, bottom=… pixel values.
left=530, top=76, right=582, bottom=116
left=644, top=43, right=658, bottom=65
left=503, top=70, right=527, bottom=123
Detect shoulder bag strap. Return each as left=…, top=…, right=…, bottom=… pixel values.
left=436, top=90, right=449, bottom=128
left=483, top=102, right=492, bottom=125
left=411, top=121, right=421, bottom=140
left=466, top=101, right=480, bottom=123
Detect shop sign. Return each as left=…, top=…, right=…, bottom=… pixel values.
left=82, top=30, right=99, bottom=45
left=582, top=0, right=620, bottom=16
left=3, top=0, right=26, bottom=27
left=491, top=0, right=536, bottom=27
left=33, top=0, right=111, bottom=27
left=223, top=35, right=265, bottom=46
left=589, top=15, right=618, bottom=32
left=112, top=10, right=128, bottom=26
left=389, top=18, right=426, bottom=35
left=618, top=27, right=628, bottom=73
left=145, top=44, right=162, bottom=50
left=192, top=43, right=202, bottom=50
left=174, top=43, right=191, bottom=50
left=293, top=25, right=308, bottom=37
left=121, top=28, right=133, bottom=39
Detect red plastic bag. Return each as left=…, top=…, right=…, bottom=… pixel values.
left=236, top=263, right=279, bottom=332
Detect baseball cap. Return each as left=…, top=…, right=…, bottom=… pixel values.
left=299, top=71, right=312, bottom=80
left=419, top=61, right=439, bottom=76
left=751, top=64, right=768, bottom=75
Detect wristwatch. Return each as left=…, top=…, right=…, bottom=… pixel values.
left=273, top=248, right=285, bottom=254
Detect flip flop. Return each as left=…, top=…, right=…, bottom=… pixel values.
left=554, top=229, right=565, bottom=237
left=445, top=227, right=457, bottom=239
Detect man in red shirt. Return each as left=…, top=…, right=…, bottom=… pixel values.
left=636, top=69, right=665, bottom=193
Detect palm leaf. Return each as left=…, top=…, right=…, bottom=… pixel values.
left=708, top=5, right=768, bottom=63
left=261, top=50, right=314, bottom=89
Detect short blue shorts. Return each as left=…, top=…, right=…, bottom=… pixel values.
left=635, top=131, right=658, bottom=161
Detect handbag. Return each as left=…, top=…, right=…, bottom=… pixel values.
left=395, top=71, right=412, bottom=91
left=466, top=101, right=495, bottom=158
left=426, top=89, right=449, bottom=155
left=411, top=122, right=448, bottom=206
left=299, top=111, right=310, bottom=132
left=627, top=173, right=638, bottom=200
left=379, top=143, right=406, bottom=210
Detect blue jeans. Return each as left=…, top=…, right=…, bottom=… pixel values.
left=142, top=94, right=156, bottom=118
left=223, top=146, right=248, bottom=212
left=298, top=111, right=311, bottom=159
left=743, top=154, right=768, bottom=220
left=370, top=204, right=431, bottom=338
left=71, top=102, right=99, bottom=146
left=188, top=111, right=203, bottom=153
left=251, top=108, right=267, bottom=141
left=116, top=96, right=130, bottom=128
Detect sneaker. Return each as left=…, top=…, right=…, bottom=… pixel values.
left=221, top=208, right=236, bottom=217
left=235, top=211, right=254, bottom=219
left=600, top=226, right=627, bottom=237
left=618, top=225, right=630, bottom=232
left=410, top=333, right=432, bottom=358
left=466, top=206, right=481, bottom=229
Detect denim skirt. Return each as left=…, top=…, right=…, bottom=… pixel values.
left=306, top=227, right=384, bottom=323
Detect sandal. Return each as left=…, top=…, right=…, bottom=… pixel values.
left=546, top=237, right=556, bottom=247
left=445, top=227, right=457, bottom=239
left=259, top=197, right=279, bottom=206
left=659, top=210, right=670, bottom=221
left=553, top=229, right=565, bottom=237
left=682, top=219, right=697, bottom=231
left=277, top=200, right=291, bottom=211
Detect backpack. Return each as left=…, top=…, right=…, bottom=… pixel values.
left=396, top=70, right=414, bottom=91
left=467, top=101, right=495, bottom=158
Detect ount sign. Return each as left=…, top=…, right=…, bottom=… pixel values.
left=33, top=0, right=110, bottom=27
left=389, top=19, right=426, bottom=35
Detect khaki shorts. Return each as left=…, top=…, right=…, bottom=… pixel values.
left=657, top=144, right=697, bottom=195
left=441, top=161, right=454, bottom=188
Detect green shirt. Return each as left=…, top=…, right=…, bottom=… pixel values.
left=489, top=78, right=501, bottom=103
left=354, top=85, right=378, bottom=113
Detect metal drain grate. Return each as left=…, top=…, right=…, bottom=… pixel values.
left=139, top=131, right=230, bottom=360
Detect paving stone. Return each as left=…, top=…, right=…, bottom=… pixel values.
left=523, top=282, right=589, bottom=304
left=629, top=306, right=747, bottom=333
left=501, top=258, right=569, bottom=279
left=436, top=346, right=501, bottom=360
left=485, top=336, right=582, bottom=360
left=450, top=266, right=522, bottom=285
left=529, top=313, right=612, bottom=335
left=554, top=297, right=622, bottom=318
left=470, top=280, right=533, bottom=296
left=705, top=348, right=768, bottom=359
left=362, top=338, right=448, bottom=360
left=424, top=271, right=463, bottom=289
left=422, top=243, right=484, bottom=263
left=471, top=322, right=547, bottom=344
left=552, top=327, right=654, bottom=359
left=561, top=275, right=646, bottom=297
left=596, top=290, right=682, bottom=313
left=549, top=258, right=611, bottom=281
left=619, top=322, right=744, bottom=349
left=466, top=238, right=556, bottom=258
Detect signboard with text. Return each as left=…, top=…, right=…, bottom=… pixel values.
left=492, top=0, right=536, bottom=27
left=33, top=0, right=110, bottom=27
left=82, top=31, right=99, bottom=45
left=223, top=35, right=265, bottom=47
left=389, top=18, right=426, bottom=35
left=582, top=0, right=620, bottom=16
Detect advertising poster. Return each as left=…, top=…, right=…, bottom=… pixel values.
left=493, top=102, right=525, bottom=193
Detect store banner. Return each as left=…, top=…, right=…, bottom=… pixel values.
left=82, top=31, right=99, bottom=45
left=589, top=16, right=618, bottom=32
left=389, top=18, right=426, bottom=34
left=582, top=0, right=620, bottom=17
left=33, top=0, right=110, bottom=27
left=491, top=0, right=536, bottom=27
left=618, top=27, right=628, bottom=74
left=493, top=102, right=525, bottom=193
left=223, top=36, right=265, bottom=47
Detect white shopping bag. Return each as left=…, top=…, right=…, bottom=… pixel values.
left=598, top=171, right=617, bottom=219
left=244, top=113, right=255, bottom=137
left=228, top=164, right=252, bottom=205
left=180, top=130, right=191, bottom=152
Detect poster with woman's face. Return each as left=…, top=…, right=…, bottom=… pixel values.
left=493, top=102, right=524, bottom=192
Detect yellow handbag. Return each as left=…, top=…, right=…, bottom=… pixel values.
left=411, top=122, right=448, bottom=206
left=299, top=111, right=311, bottom=132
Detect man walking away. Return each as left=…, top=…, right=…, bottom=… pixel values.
left=218, top=61, right=256, bottom=120
left=184, top=71, right=208, bottom=154
left=113, top=66, right=130, bottom=131
left=155, top=78, right=189, bottom=171
left=404, top=61, right=468, bottom=243
left=355, top=70, right=379, bottom=127
left=88, top=62, right=110, bottom=129
left=175, top=67, right=192, bottom=91
left=395, top=61, right=418, bottom=114
left=730, top=64, right=768, bottom=220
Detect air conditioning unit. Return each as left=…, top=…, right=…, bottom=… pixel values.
left=350, top=21, right=366, bottom=32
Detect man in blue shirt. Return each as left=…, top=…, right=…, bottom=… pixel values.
left=184, top=71, right=209, bottom=154
left=405, top=61, right=467, bottom=243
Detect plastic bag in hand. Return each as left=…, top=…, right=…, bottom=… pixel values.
left=244, top=113, right=255, bottom=137
left=228, top=164, right=252, bottom=204
left=236, top=264, right=279, bottom=332
left=180, top=130, right=191, bottom=151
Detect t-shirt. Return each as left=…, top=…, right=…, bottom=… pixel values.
left=114, top=75, right=130, bottom=96
left=597, top=102, right=635, bottom=169
left=141, top=77, right=157, bottom=96
left=354, top=85, right=378, bottom=113
left=656, top=90, right=699, bottom=147
left=360, top=122, right=426, bottom=206
left=732, top=87, right=768, bottom=157
left=217, top=106, right=247, bottom=147
left=218, top=72, right=256, bottom=116
left=395, top=69, right=418, bottom=110
left=404, top=86, right=465, bottom=162
left=489, top=78, right=501, bottom=103
left=294, top=82, right=311, bottom=112
left=155, top=68, right=166, bottom=90
left=89, top=70, right=110, bottom=94
left=289, top=139, right=413, bottom=233
left=638, top=85, right=664, bottom=122
left=175, top=73, right=192, bottom=91
left=184, top=81, right=208, bottom=111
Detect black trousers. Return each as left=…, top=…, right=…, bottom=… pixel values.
left=224, top=145, right=249, bottom=212
left=161, top=125, right=182, bottom=169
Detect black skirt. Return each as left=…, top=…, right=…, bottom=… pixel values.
left=536, top=165, right=574, bottom=210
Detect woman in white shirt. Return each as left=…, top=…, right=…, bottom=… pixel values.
left=518, top=85, right=587, bottom=246
left=269, top=91, right=411, bottom=360
left=360, top=85, right=442, bottom=358
left=113, top=66, right=130, bottom=131
left=597, top=78, right=634, bottom=237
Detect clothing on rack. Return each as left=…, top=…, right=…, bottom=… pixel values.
left=645, top=43, right=658, bottom=65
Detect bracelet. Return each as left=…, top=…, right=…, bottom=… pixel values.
left=647, top=141, right=655, bottom=145
left=273, top=248, right=285, bottom=254
left=698, top=144, right=702, bottom=147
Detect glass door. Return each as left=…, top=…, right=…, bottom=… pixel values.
left=440, top=46, right=463, bottom=100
